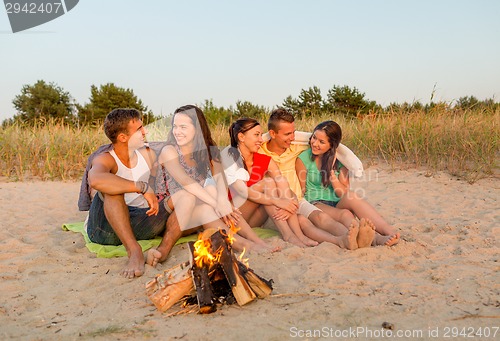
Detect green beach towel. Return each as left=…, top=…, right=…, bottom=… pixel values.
left=62, top=222, right=279, bottom=258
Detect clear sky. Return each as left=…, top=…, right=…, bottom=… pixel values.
left=1, top=0, right=499, bottom=121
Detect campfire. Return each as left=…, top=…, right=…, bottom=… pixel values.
left=145, top=228, right=273, bottom=314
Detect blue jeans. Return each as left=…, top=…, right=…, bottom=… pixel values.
left=310, top=199, right=339, bottom=208
left=87, top=193, right=169, bottom=245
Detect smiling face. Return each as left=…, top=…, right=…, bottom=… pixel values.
left=270, top=121, right=295, bottom=151
left=239, top=124, right=263, bottom=153
left=125, top=118, right=146, bottom=150
left=310, top=129, right=331, bottom=156
left=172, top=113, right=196, bottom=147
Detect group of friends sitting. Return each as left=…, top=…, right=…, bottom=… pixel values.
left=80, top=106, right=400, bottom=278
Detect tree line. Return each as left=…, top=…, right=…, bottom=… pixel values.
left=5, top=80, right=155, bottom=127
left=3, top=80, right=498, bottom=127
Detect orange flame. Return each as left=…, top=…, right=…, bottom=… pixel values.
left=192, top=222, right=248, bottom=268
left=193, top=237, right=222, bottom=268
left=225, top=221, right=240, bottom=245
left=238, top=248, right=250, bottom=268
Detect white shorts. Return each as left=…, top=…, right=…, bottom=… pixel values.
left=298, top=198, right=321, bottom=218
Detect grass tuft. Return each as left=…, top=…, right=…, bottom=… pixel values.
left=1, top=108, right=497, bottom=183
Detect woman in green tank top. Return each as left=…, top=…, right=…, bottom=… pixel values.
left=296, top=121, right=400, bottom=247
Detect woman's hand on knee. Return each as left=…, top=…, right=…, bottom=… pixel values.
left=272, top=198, right=298, bottom=214
left=272, top=207, right=292, bottom=221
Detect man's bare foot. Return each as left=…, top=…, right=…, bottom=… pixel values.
left=357, top=218, right=376, bottom=248
left=338, top=222, right=359, bottom=250
left=372, top=232, right=400, bottom=246
left=145, top=248, right=162, bottom=267
left=145, top=246, right=169, bottom=267
left=121, top=250, right=145, bottom=279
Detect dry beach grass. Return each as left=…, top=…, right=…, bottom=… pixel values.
left=1, top=106, right=498, bottom=183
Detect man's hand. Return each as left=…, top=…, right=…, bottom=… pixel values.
left=143, top=191, right=159, bottom=216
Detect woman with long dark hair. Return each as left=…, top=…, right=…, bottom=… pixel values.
left=296, top=121, right=400, bottom=246
left=221, top=118, right=320, bottom=247
left=148, top=106, right=269, bottom=266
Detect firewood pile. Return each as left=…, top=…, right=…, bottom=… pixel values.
left=146, top=229, right=273, bottom=314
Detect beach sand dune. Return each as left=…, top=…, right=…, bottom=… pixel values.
left=0, top=165, right=498, bottom=340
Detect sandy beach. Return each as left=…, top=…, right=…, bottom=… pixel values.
left=0, top=163, right=498, bottom=340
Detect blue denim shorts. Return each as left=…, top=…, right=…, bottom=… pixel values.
left=310, top=199, right=339, bottom=208
left=87, top=193, right=170, bottom=245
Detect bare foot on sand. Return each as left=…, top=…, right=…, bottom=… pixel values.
left=253, top=242, right=282, bottom=254
left=145, top=248, right=161, bottom=268
left=284, top=234, right=307, bottom=247
left=357, top=218, right=376, bottom=248
left=372, top=232, right=401, bottom=246
left=145, top=246, right=169, bottom=268
left=121, top=250, right=145, bottom=279
left=300, top=236, right=319, bottom=247
left=338, top=222, right=359, bottom=250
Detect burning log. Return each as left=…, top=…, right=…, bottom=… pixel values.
left=237, top=261, right=273, bottom=299
left=146, top=229, right=273, bottom=314
left=187, top=242, right=217, bottom=314
left=145, top=261, right=194, bottom=312
left=209, top=230, right=256, bottom=306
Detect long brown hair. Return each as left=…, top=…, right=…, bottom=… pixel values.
left=167, top=105, right=220, bottom=176
left=310, top=121, right=342, bottom=187
left=228, top=118, right=260, bottom=170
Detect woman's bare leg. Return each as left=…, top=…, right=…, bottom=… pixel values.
left=170, top=191, right=199, bottom=231
left=307, top=209, right=352, bottom=236
left=263, top=206, right=306, bottom=247
left=283, top=213, right=318, bottom=246
left=146, top=192, right=197, bottom=267
left=260, top=177, right=314, bottom=246
left=234, top=177, right=305, bottom=246
left=313, top=203, right=355, bottom=229
left=189, top=203, right=264, bottom=252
